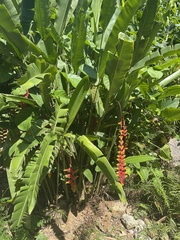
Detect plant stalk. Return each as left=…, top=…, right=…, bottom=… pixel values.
left=159, top=69, right=180, bottom=87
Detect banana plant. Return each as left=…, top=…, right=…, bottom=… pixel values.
left=0, top=0, right=179, bottom=229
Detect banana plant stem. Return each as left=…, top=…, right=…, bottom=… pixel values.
left=159, top=69, right=180, bottom=87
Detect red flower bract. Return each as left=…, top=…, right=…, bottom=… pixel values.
left=117, top=116, right=127, bottom=185
left=64, top=157, right=77, bottom=192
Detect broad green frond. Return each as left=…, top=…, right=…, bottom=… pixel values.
left=34, top=0, right=50, bottom=39
left=71, top=1, right=88, bottom=72
left=54, top=0, right=72, bottom=36
left=0, top=4, right=16, bottom=32
left=98, top=0, right=146, bottom=77
left=27, top=134, right=54, bottom=214
left=11, top=186, right=30, bottom=228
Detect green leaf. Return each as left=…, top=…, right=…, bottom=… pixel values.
left=156, top=58, right=180, bottom=71
left=46, top=23, right=61, bottom=48
left=91, top=0, right=103, bottom=31
left=161, top=108, right=180, bottom=121
left=7, top=134, right=39, bottom=200
left=15, top=108, right=33, bottom=131
left=83, top=169, right=93, bottom=183
left=11, top=186, right=30, bottom=228
left=51, top=102, right=68, bottom=134
left=28, top=134, right=54, bottom=214
left=147, top=67, right=163, bottom=79
left=105, top=33, right=134, bottom=103
left=34, top=0, right=50, bottom=39
left=0, top=63, right=12, bottom=83
left=96, top=95, right=104, bottom=117
left=99, top=0, right=145, bottom=77
left=132, top=0, right=161, bottom=64
left=99, top=0, right=116, bottom=31
left=66, top=76, right=89, bottom=131
left=61, top=72, right=81, bottom=88
left=0, top=94, right=6, bottom=110
left=159, top=144, right=171, bottom=161
left=160, top=98, right=179, bottom=110
left=39, top=74, right=53, bottom=110
left=129, top=44, right=180, bottom=76
left=71, top=1, right=87, bottom=72
left=53, top=90, right=69, bottom=104
left=82, top=65, right=97, bottom=80
left=0, top=27, right=49, bottom=60
left=2, top=0, right=20, bottom=26
left=129, top=50, right=162, bottom=74
left=100, top=7, right=120, bottom=50
left=21, top=0, right=35, bottom=35
left=161, top=43, right=180, bottom=57
left=17, top=73, right=50, bottom=91
left=103, top=75, right=110, bottom=90
left=44, top=36, right=57, bottom=64
left=77, top=135, right=126, bottom=202
left=158, top=85, right=180, bottom=100
left=2, top=94, right=36, bottom=106
left=0, top=4, right=16, bottom=32
left=95, top=165, right=101, bottom=172
left=125, top=155, right=156, bottom=165
left=137, top=167, right=150, bottom=182
left=106, top=0, right=144, bottom=52
left=30, top=93, right=43, bottom=107
left=54, top=0, right=72, bottom=36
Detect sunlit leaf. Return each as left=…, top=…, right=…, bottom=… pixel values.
left=159, top=144, right=171, bottom=161
left=147, top=67, right=163, bottom=79
left=66, top=76, right=89, bottom=131
left=15, top=108, right=33, bottom=131
left=54, top=0, right=72, bottom=36
left=158, top=85, right=180, bottom=100
left=125, top=155, right=156, bottom=164
left=137, top=167, right=150, bottom=182
left=161, top=108, right=180, bottom=121
left=160, top=98, right=179, bottom=110
left=83, top=169, right=93, bottom=183
left=0, top=5, right=16, bottom=32
left=53, top=89, right=69, bottom=104
left=34, top=0, right=50, bottom=39
left=71, top=1, right=88, bottom=72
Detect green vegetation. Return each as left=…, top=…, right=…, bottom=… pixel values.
left=0, top=0, right=179, bottom=238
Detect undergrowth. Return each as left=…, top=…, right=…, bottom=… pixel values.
left=128, top=166, right=180, bottom=239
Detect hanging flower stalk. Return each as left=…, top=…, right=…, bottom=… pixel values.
left=117, top=103, right=127, bottom=185
left=64, top=156, right=77, bottom=192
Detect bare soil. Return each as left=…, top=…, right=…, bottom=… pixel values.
left=41, top=199, right=133, bottom=240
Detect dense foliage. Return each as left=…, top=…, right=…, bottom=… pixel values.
left=0, top=0, right=179, bottom=238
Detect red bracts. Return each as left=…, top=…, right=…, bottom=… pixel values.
left=64, top=157, right=77, bottom=192
left=117, top=116, right=127, bottom=185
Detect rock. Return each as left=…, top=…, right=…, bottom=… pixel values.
left=121, top=214, right=137, bottom=230
left=121, top=214, right=153, bottom=240
left=169, top=138, right=180, bottom=166
left=136, top=219, right=146, bottom=232
left=121, top=213, right=146, bottom=232
left=104, top=200, right=127, bottom=216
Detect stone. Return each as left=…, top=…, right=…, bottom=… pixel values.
left=121, top=214, right=146, bottom=233
left=121, top=214, right=137, bottom=230
left=169, top=138, right=180, bottom=166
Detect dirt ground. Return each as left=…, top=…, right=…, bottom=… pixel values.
left=41, top=199, right=133, bottom=240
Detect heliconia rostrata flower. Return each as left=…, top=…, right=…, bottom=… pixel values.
left=117, top=116, right=127, bottom=185
left=64, top=157, right=77, bottom=192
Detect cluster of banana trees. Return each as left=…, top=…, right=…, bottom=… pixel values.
left=0, top=0, right=179, bottom=228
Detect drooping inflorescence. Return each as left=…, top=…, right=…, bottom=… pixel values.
left=117, top=116, right=127, bottom=185
left=64, top=156, right=77, bottom=192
